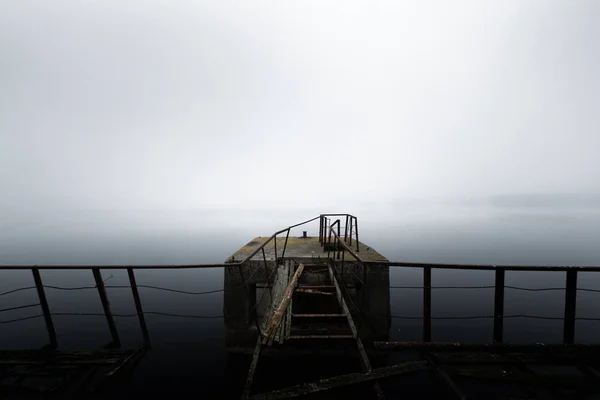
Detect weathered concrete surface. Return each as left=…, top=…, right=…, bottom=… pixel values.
left=229, top=236, right=388, bottom=263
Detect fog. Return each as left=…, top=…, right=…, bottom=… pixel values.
left=1, top=1, right=600, bottom=264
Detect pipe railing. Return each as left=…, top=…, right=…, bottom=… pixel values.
left=319, top=214, right=359, bottom=252
left=325, top=224, right=600, bottom=345
left=3, top=213, right=600, bottom=350
left=0, top=215, right=323, bottom=349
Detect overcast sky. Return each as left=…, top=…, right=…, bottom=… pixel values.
left=1, top=1, right=599, bottom=213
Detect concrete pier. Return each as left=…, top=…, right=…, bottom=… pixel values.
left=223, top=235, right=391, bottom=352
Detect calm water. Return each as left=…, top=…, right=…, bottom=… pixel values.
left=2, top=206, right=600, bottom=395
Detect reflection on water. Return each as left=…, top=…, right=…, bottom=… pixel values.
left=2, top=207, right=600, bottom=394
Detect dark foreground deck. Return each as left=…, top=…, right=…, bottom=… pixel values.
left=0, top=346, right=146, bottom=399
left=242, top=343, right=600, bottom=399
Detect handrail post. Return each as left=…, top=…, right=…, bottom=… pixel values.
left=337, top=222, right=341, bottom=260
left=319, top=216, right=323, bottom=244
left=127, top=268, right=151, bottom=347
left=280, top=229, right=290, bottom=260
left=493, top=268, right=505, bottom=343
left=349, top=217, right=353, bottom=246
left=274, top=234, right=278, bottom=264
left=344, top=215, right=349, bottom=242
left=92, top=268, right=121, bottom=347
left=564, top=270, right=577, bottom=344
left=327, top=225, right=333, bottom=261
left=423, top=267, right=432, bottom=342
left=32, top=268, right=58, bottom=349
left=323, top=217, right=327, bottom=247
left=355, top=218, right=360, bottom=252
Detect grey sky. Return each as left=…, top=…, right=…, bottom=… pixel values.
left=1, top=1, right=599, bottom=213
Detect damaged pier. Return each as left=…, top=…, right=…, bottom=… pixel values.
left=2, top=213, right=600, bottom=399
left=222, top=214, right=600, bottom=399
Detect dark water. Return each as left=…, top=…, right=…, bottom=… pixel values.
left=2, top=207, right=600, bottom=396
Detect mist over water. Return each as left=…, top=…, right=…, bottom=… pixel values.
left=1, top=205, right=600, bottom=395
left=2, top=1, right=600, bottom=395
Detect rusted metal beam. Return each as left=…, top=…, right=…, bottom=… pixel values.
left=425, top=355, right=467, bottom=400
left=425, top=352, right=600, bottom=365
left=127, top=268, right=150, bottom=347
left=297, top=285, right=342, bottom=289
left=564, top=270, right=578, bottom=344
left=328, top=262, right=384, bottom=399
left=362, top=260, right=600, bottom=272
left=294, top=288, right=334, bottom=296
left=262, top=264, right=305, bottom=343
left=92, top=268, right=121, bottom=347
left=105, top=344, right=148, bottom=377
left=2, top=263, right=231, bottom=270
left=373, top=341, right=600, bottom=351
left=32, top=268, right=57, bottom=349
left=450, top=365, right=598, bottom=389
left=494, top=268, right=505, bottom=343
left=248, top=361, right=427, bottom=400
left=287, top=335, right=354, bottom=339
left=292, top=314, right=347, bottom=318
left=423, top=266, right=432, bottom=342
left=242, top=337, right=262, bottom=400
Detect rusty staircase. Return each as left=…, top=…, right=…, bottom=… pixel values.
left=242, top=257, right=385, bottom=399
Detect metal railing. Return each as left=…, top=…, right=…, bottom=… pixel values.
left=2, top=213, right=600, bottom=350
left=324, top=220, right=600, bottom=345
left=319, top=214, right=360, bottom=252
left=0, top=215, right=325, bottom=349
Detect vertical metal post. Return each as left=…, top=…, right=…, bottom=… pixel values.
left=327, top=225, right=332, bottom=261
left=355, top=218, right=360, bottom=252
left=92, top=268, right=121, bottom=347
left=280, top=229, right=290, bottom=260
left=319, top=216, right=323, bottom=243
left=493, top=268, right=505, bottom=343
left=349, top=217, right=353, bottom=246
left=32, top=268, right=58, bottom=349
left=564, top=270, right=577, bottom=344
left=337, top=222, right=341, bottom=260
left=344, top=215, right=349, bottom=242
left=273, top=235, right=278, bottom=264
left=423, top=267, right=432, bottom=342
left=127, top=268, right=151, bottom=347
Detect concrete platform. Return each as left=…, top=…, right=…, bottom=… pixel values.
left=228, top=236, right=388, bottom=263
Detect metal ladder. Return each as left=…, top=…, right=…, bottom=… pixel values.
left=242, top=261, right=384, bottom=399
